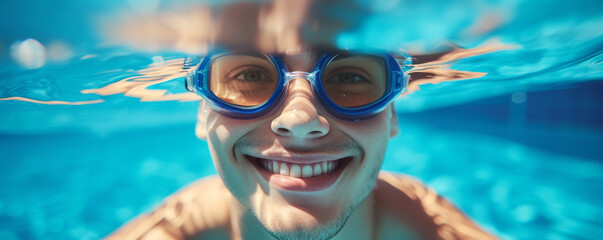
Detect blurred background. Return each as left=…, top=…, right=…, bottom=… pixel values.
left=0, top=0, right=601, bottom=239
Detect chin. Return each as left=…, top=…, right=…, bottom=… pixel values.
left=251, top=183, right=373, bottom=240
left=259, top=205, right=354, bottom=240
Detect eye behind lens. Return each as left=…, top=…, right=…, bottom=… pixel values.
left=209, top=53, right=279, bottom=107
left=321, top=54, right=387, bottom=108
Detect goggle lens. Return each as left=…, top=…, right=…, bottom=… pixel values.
left=209, top=53, right=278, bottom=107
left=321, top=54, right=387, bottom=108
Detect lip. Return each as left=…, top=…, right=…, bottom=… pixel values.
left=246, top=155, right=352, bottom=192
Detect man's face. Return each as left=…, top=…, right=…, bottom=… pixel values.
left=196, top=51, right=399, bottom=240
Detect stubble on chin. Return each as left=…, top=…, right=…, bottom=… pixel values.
left=259, top=176, right=377, bottom=240
left=263, top=206, right=353, bottom=240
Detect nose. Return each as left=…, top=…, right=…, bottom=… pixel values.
left=271, top=78, right=330, bottom=138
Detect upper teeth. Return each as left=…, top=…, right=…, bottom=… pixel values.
left=260, top=159, right=339, bottom=178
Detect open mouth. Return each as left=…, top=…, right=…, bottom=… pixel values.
left=246, top=155, right=352, bottom=192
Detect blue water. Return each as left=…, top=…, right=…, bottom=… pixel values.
left=1, top=0, right=602, bottom=239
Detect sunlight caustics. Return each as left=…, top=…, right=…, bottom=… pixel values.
left=81, top=58, right=200, bottom=102
left=0, top=97, right=104, bottom=105
left=406, top=41, right=516, bottom=94
left=0, top=58, right=199, bottom=105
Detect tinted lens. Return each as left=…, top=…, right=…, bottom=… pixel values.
left=209, top=53, right=278, bottom=107
left=322, top=54, right=387, bottom=108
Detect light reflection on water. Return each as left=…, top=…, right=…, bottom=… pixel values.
left=0, top=0, right=602, bottom=239
left=80, top=58, right=199, bottom=102
left=1, top=41, right=513, bottom=106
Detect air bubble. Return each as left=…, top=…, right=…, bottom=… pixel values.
left=10, top=38, right=46, bottom=69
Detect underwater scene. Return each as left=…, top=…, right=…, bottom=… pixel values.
left=0, top=0, right=602, bottom=239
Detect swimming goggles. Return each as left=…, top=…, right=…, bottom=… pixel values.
left=185, top=51, right=409, bottom=121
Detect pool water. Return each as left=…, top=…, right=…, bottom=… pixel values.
left=1, top=0, right=602, bottom=239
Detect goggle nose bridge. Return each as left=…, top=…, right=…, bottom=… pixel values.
left=283, top=70, right=319, bottom=86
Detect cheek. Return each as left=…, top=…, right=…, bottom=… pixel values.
left=205, top=111, right=259, bottom=156
left=335, top=110, right=392, bottom=148
left=334, top=109, right=392, bottom=196
left=204, top=112, right=272, bottom=201
left=205, top=113, right=253, bottom=185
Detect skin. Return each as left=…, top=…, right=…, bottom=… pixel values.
left=106, top=52, right=498, bottom=240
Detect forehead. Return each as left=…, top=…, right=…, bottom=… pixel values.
left=279, top=50, right=319, bottom=72
left=278, top=48, right=337, bottom=72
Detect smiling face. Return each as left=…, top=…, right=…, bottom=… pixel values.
left=195, top=51, right=399, bottom=240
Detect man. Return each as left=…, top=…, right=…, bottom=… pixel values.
left=107, top=49, right=496, bottom=240
left=106, top=1, right=497, bottom=239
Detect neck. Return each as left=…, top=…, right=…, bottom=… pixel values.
left=229, top=193, right=376, bottom=240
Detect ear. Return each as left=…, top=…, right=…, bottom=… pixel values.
left=195, top=101, right=208, bottom=140
left=389, top=104, right=399, bottom=137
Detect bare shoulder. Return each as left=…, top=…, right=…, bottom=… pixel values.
left=105, top=176, right=232, bottom=240
left=374, top=171, right=498, bottom=240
